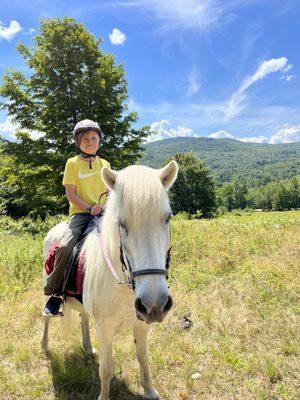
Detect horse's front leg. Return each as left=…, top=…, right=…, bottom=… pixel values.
left=80, top=312, right=95, bottom=355
left=133, top=323, right=159, bottom=400
left=95, top=322, right=115, bottom=400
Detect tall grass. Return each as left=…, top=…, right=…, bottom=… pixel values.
left=0, top=211, right=299, bottom=399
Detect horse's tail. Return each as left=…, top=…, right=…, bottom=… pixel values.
left=60, top=299, right=76, bottom=336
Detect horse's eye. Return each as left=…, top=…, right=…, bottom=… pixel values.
left=119, top=221, right=128, bottom=234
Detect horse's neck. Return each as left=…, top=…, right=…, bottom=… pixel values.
left=99, top=201, right=123, bottom=277
left=83, top=208, right=127, bottom=315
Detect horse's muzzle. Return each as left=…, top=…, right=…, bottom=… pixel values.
left=135, top=295, right=173, bottom=323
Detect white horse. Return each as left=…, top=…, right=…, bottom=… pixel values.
left=41, top=161, right=178, bottom=400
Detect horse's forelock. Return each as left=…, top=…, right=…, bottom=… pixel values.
left=116, top=165, right=169, bottom=222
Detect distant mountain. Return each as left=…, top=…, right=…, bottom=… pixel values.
left=141, top=137, right=300, bottom=185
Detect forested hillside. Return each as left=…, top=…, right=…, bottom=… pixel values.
left=141, top=137, right=300, bottom=185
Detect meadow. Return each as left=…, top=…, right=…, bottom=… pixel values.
left=0, top=211, right=299, bottom=400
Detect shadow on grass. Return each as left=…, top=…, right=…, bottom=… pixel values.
left=46, top=348, right=144, bottom=400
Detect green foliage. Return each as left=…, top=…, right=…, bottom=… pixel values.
left=217, top=178, right=247, bottom=211
left=168, top=152, right=216, bottom=217
left=246, top=177, right=300, bottom=211
left=0, top=214, right=67, bottom=235
left=141, top=137, right=300, bottom=185
left=0, top=17, right=149, bottom=218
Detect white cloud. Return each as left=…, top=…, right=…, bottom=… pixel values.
left=109, top=28, right=126, bottom=45
left=148, top=119, right=198, bottom=142
left=0, top=20, right=22, bottom=41
left=146, top=120, right=300, bottom=144
left=208, top=130, right=268, bottom=143
left=223, top=57, right=290, bottom=121
left=242, top=57, right=288, bottom=91
left=269, top=125, right=300, bottom=144
left=0, top=116, right=17, bottom=138
left=208, top=130, right=235, bottom=139
left=239, top=135, right=268, bottom=143
left=0, top=116, right=43, bottom=140
left=208, top=129, right=300, bottom=144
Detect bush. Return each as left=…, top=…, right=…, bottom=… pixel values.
left=0, top=215, right=67, bottom=236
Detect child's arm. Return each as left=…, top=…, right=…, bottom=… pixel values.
left=65, top=185, right=102, bottom=215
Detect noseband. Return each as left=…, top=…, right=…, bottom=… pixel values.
left=119, top=239, right=172, bottom=291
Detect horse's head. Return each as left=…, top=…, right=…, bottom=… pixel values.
left=102, top=161, right=178, bottom=324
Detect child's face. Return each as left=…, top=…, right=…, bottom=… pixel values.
left=79, top=130, right=100, bottom=155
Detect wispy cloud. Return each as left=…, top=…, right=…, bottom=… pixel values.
left=187, top=67, right=201, bottom=96
left=25, top=28, right=36, bottom=36
left=223, top=57, right=290, bottom=121
left=112, top=0, right=240, bottom=34
left=241, top=22, right=264, bottom=61
left=0, top=20, right=22, bottom=41
left=109, top=28, right=126, bottom=45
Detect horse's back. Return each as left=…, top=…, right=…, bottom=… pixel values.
left=43, top=220, right=67, bottom=259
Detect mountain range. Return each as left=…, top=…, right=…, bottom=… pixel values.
left=141, top=137, right=300, bottom=185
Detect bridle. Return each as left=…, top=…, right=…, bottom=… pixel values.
left=118, top=219, right=172, bottom=291
left=95, top=215, right=172, bottom=292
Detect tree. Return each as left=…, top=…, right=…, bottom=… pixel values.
left=168, top=152, right=216, bottom=217
left=0, top=17, right=149, bottom=217
left=231, top=177, right=247, bottom=209
left=287, top=177, right=300, bottom=209
left=217, top=183, right=234, bottom=211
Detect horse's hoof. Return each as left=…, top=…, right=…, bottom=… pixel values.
left=143, top=398, right=159, bottom=400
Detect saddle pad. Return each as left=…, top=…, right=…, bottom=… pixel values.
left=44, top=242, right=85, bottom=296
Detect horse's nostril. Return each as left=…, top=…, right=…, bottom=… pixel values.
left=163, top=295, right=173, bottom=313
left=135, top=297, right=148, bottom=315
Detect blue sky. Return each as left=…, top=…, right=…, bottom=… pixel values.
left=1, top=0, right=300, bottom=143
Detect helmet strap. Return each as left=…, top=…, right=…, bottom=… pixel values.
left=79, top=150, right=96, bottom=169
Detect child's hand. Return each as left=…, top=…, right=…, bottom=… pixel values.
left=91, top=205, right=103, bottom=215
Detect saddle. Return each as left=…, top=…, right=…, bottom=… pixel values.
left=45, top=242, right=85, bottom=298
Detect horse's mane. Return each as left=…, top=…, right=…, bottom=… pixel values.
left=82, top=165, right=169, bottom=314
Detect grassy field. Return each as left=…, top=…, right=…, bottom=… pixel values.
left=0, top=211, right=299, bottom=400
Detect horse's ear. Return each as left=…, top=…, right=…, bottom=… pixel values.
left=159, top=160, right=178, bottom=189
left=101, top=167, right=118, bottom=191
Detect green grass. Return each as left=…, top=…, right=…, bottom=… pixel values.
left=0, top=211, right=299, bottom=399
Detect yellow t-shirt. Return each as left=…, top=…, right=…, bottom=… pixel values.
left=62, top=155, right=110, bottom=215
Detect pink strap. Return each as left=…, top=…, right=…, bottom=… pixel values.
left=96, top=222, right=125, bottom=284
